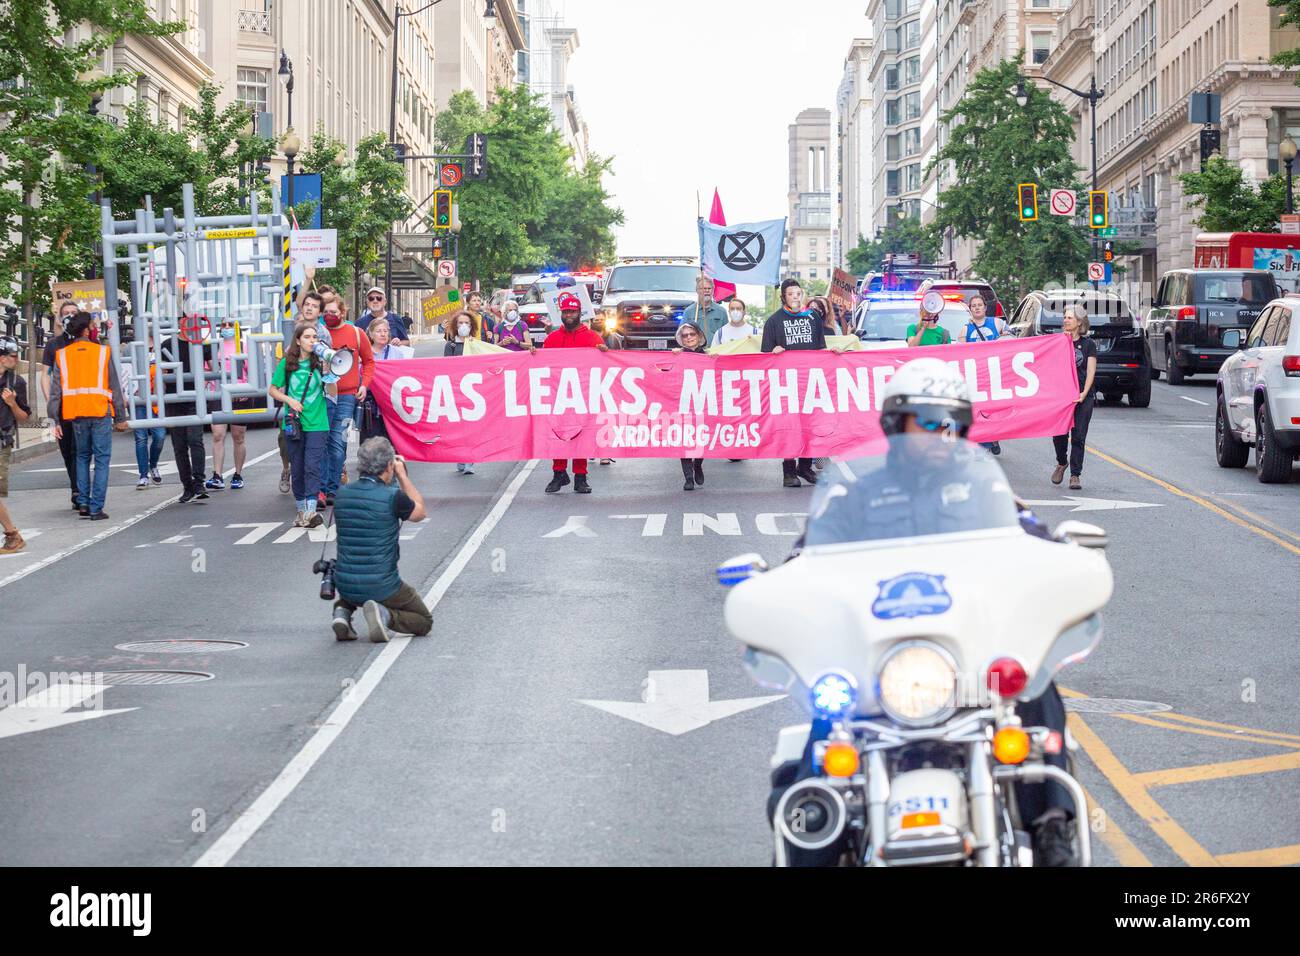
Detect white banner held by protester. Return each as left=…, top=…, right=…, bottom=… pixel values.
left=290, top=229, right=338, bottom=268
left=542, top=284, right=597, bottom=328
left=698, top=217, right=786, bottom=286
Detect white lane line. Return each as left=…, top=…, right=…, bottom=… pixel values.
left=1180, top=395, right=1210, bottom=406
left=0, top=447, right=281, bottom=592
left=836, top=460, right=856, bottom=482
left=193, top=458, right=541, bottom=868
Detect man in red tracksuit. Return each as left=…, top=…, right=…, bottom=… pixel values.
left=543, top=292, right=607, bottom=494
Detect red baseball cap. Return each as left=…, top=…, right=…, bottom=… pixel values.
left=557, top=293, right=581, bottom=311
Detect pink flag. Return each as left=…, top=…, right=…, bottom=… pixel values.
left=709, top=189, right=737, bottom=302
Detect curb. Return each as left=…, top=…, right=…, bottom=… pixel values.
left=12, top=435, right=57, bottom=464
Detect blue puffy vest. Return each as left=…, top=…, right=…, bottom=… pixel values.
left=333, top=476, right=402, bottom=604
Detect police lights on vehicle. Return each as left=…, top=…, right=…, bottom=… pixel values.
left=810, top=670, right=858, bottom=717
left=1017, top=183, right=1039, bottom=222
left=1089, top=190, right=1108, bottom=229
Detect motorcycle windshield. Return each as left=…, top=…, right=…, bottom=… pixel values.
left=803, top=436, right=1021, bottom=549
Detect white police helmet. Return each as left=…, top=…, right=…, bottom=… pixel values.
left=879, top=357, right=973, bottom=437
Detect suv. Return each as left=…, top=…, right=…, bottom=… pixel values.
left=1008, top=289, right=1152, bottom=407
left=1144, top=269, right=1277, bottom=384
left=917, top=278, right=1005, bottom=322
left=1215, top=295, right=1300, bottom=482
left=598, top=257, right=699, bottom=349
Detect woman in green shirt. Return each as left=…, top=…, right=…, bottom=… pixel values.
left=269, top=322, right=330, bottom=527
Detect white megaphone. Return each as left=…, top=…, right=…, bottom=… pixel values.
left=921, top=290, right=947, bottom=315
left=313, top=341, right=355, bottom=376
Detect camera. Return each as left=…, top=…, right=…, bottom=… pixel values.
left=313, top=558, right=337, bottom=601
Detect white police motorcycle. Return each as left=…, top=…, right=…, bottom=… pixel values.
left=718, top=431, right=1113, bottom=867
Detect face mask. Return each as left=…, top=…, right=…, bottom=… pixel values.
left=457, top=323, right=472, bottom=338
left=729, top=310, right=745, bottom=324
left=221, top=327, right=235, bottom=340
left=324, top=313, right=342, bottom=329
left=503, top=311, right=520, bottom=326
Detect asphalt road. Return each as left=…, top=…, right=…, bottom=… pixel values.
left=1, top=364, right=1296, bottom=867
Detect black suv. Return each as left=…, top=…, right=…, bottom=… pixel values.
left=1008, top=289, right=1152, bottom=407
left=1144, top=269, right=1277, bottom=384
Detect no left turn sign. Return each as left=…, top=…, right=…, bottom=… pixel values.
left=1087, top=261, right=1105, bottom=282
left=437, top=259, right=456, bottom=278
left=1050, top=188, right=1076, bottom=216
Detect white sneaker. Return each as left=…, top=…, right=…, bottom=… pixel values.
left=362, top=600, right=391, bottom=643
left=332, top=607, right=358, bottom=641
left=136, top=476, right=149, bottom=490
left=462, top=464, right=475, bottom=475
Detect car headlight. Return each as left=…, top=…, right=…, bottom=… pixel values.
left=810, top=670, right=858, bottom=718
left=876, top=641, right=957, bottom=727
left=603, top=315, right=618, bottom=334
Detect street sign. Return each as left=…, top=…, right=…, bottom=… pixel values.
left=1049, top=188, right=1076, bottom=216
left=1087, top=262, right=1105, bottom=282
left=1098, top=226, right=1118, bottom=238
left=440, top=162, right=462, bottom=187
left=462, top=281, right=472, bottom=295
left=437, top=259, right=456, bottom=278
left=1281, top=214, right=1300, bottom=235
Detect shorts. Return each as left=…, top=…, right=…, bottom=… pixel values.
left=0, top=446, right=10, bottom=498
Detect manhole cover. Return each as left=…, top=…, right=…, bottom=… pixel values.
left=114, top=640, right=247, bottom=653
left=1065, top=697, right=1171, bottom=715
left=93, top=671, right=214, bottom=686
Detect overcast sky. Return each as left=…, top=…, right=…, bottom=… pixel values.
left=560, top=0, right=871, bottom=274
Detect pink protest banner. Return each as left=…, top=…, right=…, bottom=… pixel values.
left=371, top=335, right=1079, bottom=462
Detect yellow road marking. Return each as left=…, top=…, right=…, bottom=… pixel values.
left=1155, top=712, right=1300, bottom=744
left=1135, top=750, right=1300, bottom=788
left=1088, top=446, right=1300, bottom=558
left=1216, top=844, right=1300, bottom=866
left=1111, top=713, right=1300, bottom=750
left=1066, top=712, right=1219, bottom=866
left=1082, top=784, right=1152, bottom=866
left=1204, top=494, right=1300, bottom=545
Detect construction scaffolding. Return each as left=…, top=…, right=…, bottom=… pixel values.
left=101, top=183, right=293, bottom=428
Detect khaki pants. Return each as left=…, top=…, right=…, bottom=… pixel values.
left=335, top=581, right=432, bottom=636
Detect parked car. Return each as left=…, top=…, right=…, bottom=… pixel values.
left=1144, top=268, right=1277, bottom=384
left=1215, top=295, right=1300, bottom=482
left=853, top=293, right=970, bottom=349
left=1008, top=289, right=1151, bottom=407
left=917, top=278, right=1005, bottom=322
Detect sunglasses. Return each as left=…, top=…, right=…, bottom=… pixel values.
left=367, top=295, right=384, bottom=301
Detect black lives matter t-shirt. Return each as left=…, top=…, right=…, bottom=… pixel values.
left=761, top=309, right=827, bottom=352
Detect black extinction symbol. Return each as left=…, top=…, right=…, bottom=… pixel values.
left=718, top=230, right=764, bottom=271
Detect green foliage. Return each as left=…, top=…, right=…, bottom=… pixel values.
left=432, top=86, right=622, bottom=286
left=1179, top=156, right=1288, bottom=232
left=299, top=128, right=411, bottom=307
left=925, top=57, right=1090, bottom=300
left=845, top=217, right=941, bottom=274
left=0, top=0, right=183, bottom=313
left=1269, top=1, right=1300, bottom=73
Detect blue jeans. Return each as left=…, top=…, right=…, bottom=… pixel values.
left=321, top=393, right=358, bottom=495
left=72, top=416, right=113, bottom=513
left=133, top=409, right=166, bottom=476
left=286, top=429, right=327, bottom=505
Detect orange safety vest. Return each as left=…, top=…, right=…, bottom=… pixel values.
left=56, top=341, right=113, bottom=419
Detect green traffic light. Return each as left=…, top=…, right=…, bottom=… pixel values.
left=1024, top=207, right=1033, bottom=217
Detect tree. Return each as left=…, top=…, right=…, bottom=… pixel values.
left=432, top=86, right=623, bottom=286
left=538, top=151, right=624, bottom=269
left=845, top=217, right=941, bottom=274
left=924, top=57, right=1090, bottom=301
left=0, top=0, right=183, bottom=354
left=1179, top=156, right=1288, bottom=232
left=298, top=128, right=411, bottom=310
left=185, top=84, right=275, bottom=217
left=1269, top=1, right=1300, bottom=75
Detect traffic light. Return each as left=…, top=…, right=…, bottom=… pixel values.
left=1102, top=240, right=1115, bottom=263
left=1089, top=190, right=1108, bottom=229
left=432, top=238, right=443, bottom=259
left=1017, top=183, right=1038, bottom=222
left=434, top=189, right=452, bottom=228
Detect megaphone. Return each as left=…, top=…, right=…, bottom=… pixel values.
left=921, top=291, right=947, bottom=315
left=313, top=341, right=354, bottom=376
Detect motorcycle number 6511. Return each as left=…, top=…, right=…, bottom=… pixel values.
left=888, top=796, right=951, bottom=816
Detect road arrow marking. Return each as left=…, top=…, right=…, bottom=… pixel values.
left=0, top=681, right=136, bottom=740
left=579, top=669, right=784, bottom=736
left=1022, top=496, right=1161, bottom=512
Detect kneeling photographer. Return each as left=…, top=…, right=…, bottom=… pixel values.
left=326, top=437, right=432, bottom=642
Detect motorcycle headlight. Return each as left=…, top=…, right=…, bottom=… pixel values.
left=810, top=670, right=858, bottom=718
left=876, top=641, right=957, bottom=727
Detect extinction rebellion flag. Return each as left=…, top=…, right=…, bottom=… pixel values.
left=698, top=216, right=786, bottom=286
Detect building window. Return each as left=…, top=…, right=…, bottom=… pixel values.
left=887, top=169, right=901, bottom=197
left=904, top=55, right=921, bottom=84
left=810, top=269, right=818, bottom=279
left=887, top=133, right=901, bottom=160
left=237, top=67, right=269, bottom=114
left=810, top=251, right=818, bottom=262
left=886, top=98, right=900, bottom=125
left=885, top=64, right=899, bottom=91
left=1029, top=31, right=1053, bottom=66
left=904, top=92, right=920, bottom=120
left=904, top=127, right=921, bottom=156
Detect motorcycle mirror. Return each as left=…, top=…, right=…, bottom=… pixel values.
left=1054, top=520, right=1108, bottom=550
left=716, top=553, right=769, bottom=587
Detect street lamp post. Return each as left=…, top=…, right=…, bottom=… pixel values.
left=84, top=68, right=105, bottom=281
left=384, top=1, right=497, bottom=305
left=1015, top=73, right=1104, bottom=283
left=278, top=50, right=296, bottom=216
left=1281, top=137, right=1297, bottom=215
